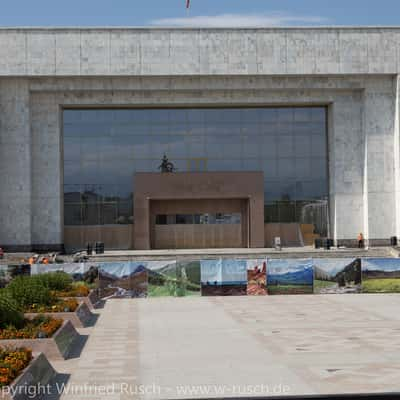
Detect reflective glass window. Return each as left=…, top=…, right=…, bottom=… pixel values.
left=63, top=106, right=328, bottom=234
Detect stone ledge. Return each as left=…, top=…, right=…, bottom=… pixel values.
left=0, top=244, right=63, bottom=253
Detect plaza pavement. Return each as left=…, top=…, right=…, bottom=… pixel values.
left=50, top=294, right=400, bottom=399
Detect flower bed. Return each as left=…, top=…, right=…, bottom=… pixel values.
left=0, top=316, right=62, bottom=340
left=1, top=353, right=56, bottom=400
left=25, top=299, right=79, bottom=313
left=60, top=289, right=101, bottom=311
left=0, top=347, right=32, bottom=388
left=25, top=302, right=94, bottom=329
left=0, top=321, right=79, bottom=360
left=53, top=285, right=90, bottom=298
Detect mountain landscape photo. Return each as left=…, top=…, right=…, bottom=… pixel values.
left=176, top=261, right=201, bottom=297
left=99, top=262, right=148, bottom=298
left=314, top=258, right=362, bottom=294
left=147, top=260, right=178, bottom=297
left=267, top=259, right=314, bottom=295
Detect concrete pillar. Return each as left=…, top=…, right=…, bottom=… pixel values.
left=134, top=196, right=151, bottom=250
left=394, top=75, right=400, bottom=239
left=363, top=78, right=397, bottom=245
left=30, top=92, right=63, bottom=250
left=0, top=79, right=32, bottom=250
left=329, top=93, right=364, bottom=245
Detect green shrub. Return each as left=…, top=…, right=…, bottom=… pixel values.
left=33, top=272, right=73, bottom=291
left=6, top=276, right=52, bottom=308
left=0, top=290, right=24, bottom=328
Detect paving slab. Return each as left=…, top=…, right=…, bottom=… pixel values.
left=47, top=295, right=400, bottom=399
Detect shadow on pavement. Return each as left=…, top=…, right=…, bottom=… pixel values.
left=66, top=334, right=88, bottom=359
left=44, top=373, right=70, bottom=400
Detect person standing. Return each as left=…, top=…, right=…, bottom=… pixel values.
left=357, top=232, right=364, bottom=249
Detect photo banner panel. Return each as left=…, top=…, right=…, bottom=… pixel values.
left=0, top=264, right=31, bottom=288
left=267, top=259, right=313, bottom=295
left=176, top=260, right=201, bottom=297
left=147, top=260, right=177, bottom=297
left=31, top=262, right=99, bottom=288
left=201, top=259, right=247, bottom=296
left=362, top=258, right=400, bottom=293
left=246, top=259, right=267, bottom=295
left=313, top=258, right=361, bottom=294
left=98, top=261, right=148, bottom=299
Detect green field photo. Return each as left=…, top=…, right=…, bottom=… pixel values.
left=313, top=279, right=337, bottom=292
left=362, top=259, right=400, bottom=294
left=362, top=278, right=400, bottom=293
left=268, top=285, right=314, bottom=295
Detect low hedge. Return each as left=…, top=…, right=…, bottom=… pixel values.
left=32, top=272, right=73, bottom=292
left=2, top=273, right=87, bottom=319
left=6, top=277, right=52, bottom=309
left=0, top=291, right=24, bottom=329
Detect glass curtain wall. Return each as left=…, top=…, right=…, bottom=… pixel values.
left=63, top=107, right=328, bottom=235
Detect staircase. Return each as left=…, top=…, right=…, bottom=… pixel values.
left=300, top=224, right=320, bottom=246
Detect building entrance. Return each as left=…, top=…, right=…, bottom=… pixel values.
left=134, top=172, right=264, bottom=250
left=151, top=199, right=247, bottom=249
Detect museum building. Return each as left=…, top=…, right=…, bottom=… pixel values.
left=0, top=27, right=400, bottom=251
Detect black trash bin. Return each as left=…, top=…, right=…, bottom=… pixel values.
left=86, top=243, right=93, bottom=255
left=314, top=238, right=322, bottom=249
left=95, top=242, right=105, bottom=254
left=324, top=238, right=332, bottom=250
left=391, top=236, right=398, bottom=247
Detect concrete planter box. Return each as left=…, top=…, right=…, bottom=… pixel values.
left=0, top=353, right=56, bottom=400
left=25, top=302, right=94, bottom=329
left=88, top=289, right=101, bottom=308
left=62, top=289, right=101, bottom=310
left=0, top=320, right=78, bottom=360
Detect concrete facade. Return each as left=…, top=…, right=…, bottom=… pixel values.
left=0, top=27, right=400, bottom=250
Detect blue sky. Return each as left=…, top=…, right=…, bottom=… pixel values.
left=0, top=0, right=399, bottom=27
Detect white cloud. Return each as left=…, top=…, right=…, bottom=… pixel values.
left=150, top=13, right=328, bottom=28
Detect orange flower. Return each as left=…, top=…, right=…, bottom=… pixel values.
left=0, top=347, right=32, bottom=388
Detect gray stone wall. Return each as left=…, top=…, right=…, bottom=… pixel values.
left=0, top=28, right=400, bottom=76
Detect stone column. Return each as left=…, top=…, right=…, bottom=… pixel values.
left=329, top=93, right=364, bottom=246
left=0, top=79, right=32, bottom=250
left=30, top=92, right=63, bottom=251
left=394, top=75, right=400, bottom=239
left=363, top=77, right=397, bottom=245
